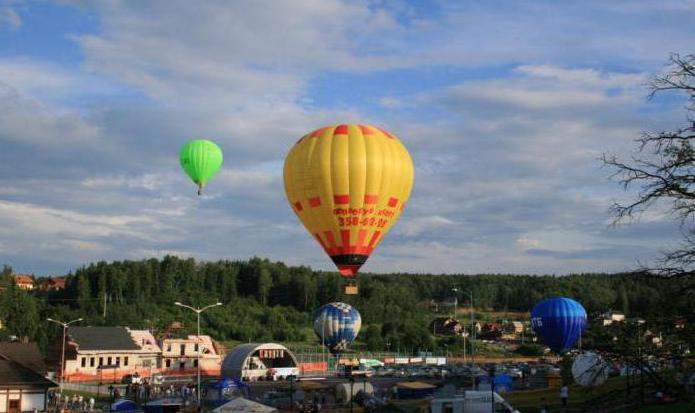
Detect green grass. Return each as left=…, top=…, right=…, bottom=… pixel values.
left=504, top=377, right=628, bottom=412
left=633, top=402, right=695, bottom=413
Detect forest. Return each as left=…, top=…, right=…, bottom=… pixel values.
left=0, top=256, right=692, bottom=354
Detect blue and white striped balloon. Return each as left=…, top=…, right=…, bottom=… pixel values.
left=314, top=302, right=361, bottom=354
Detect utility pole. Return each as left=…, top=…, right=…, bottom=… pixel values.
left=47, top=317, right=83, bottom=396
left=466, top=290, right=475, bottom=362
left=174, top=301, right=223, bottom=406
left=103, top=291, right=107, bottom=319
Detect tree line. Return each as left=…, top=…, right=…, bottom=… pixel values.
left=0, top=257, right=692, bottom=354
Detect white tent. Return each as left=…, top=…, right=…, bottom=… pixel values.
left=210, top=397, right=278, bottom=413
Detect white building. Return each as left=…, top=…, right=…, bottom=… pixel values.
left=602, top=311, right=626, bottom=326
left=58, top=327, right=161, bottom=382
left=161, top=335, right=221, bottom=375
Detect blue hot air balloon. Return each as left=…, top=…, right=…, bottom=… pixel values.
left=314, top=302, right=362, bottom=354
left=531, top=297, right=587, bottom=354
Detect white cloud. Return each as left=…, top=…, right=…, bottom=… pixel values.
left=81, top=174, right=166, bottom=191
left=0, top=82, right=103, bottom=147
left=72, top=0, right=401, bottom=108
left=0, top=199, right=155, bottom=239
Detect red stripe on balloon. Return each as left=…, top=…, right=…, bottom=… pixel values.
left=364, top=194, right=378, bottom=204
left=324, top=231, right=337, bottom=250
left=314, top=233, right=328, bottom=251
left=309, top=197, right=321, bottom=207
left=334, top=124, right=349, bottom=135
left=356, top=230, right=368, bottom=248
left=310, top=127, right=330, bottom=138
left=359, top=125, right=375, bottom=135
left=377, top=127, right=395, bottom=139
left=334, top=194, right=350, bottom=204
left=340, top=230, right=352, bottom=253
left=368, top=231, right=381, bottom=248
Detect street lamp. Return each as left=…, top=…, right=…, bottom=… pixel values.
left=47, top=317, right=83, bottom=395
left=464, top=290, right=475, bottom=362
left=174, top=301, right=223, bottom=405
left=451, top=288, right=459, bottom=319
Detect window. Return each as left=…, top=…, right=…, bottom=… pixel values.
left=90, top=357, right=95, bottom=367
left=167, top=344, right=171, bottom=352
left=81, top=357, right=86, bottom=368
left=107, top=357, right=112, bottom=365
left=124, top=357, right=129, bottom=366
left=194, top=343, right=199, bottom=352
left=116, top=357, right=120, bottom=366
left=193, top=360, right=198, bottom=367
left=180, top=344, right=186, bottom=355
left=165, top=359, right=171, bottom=368
left=99, top=357, right=103, bottom=367
left=179, top=361, right=185, bottom=370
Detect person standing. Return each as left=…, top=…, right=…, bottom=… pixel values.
left=560, top=384, right=569, bottom=408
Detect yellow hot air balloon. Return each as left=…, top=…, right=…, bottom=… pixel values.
left=284, top=124, right=414, bottom=292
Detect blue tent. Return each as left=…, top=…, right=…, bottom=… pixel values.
left=204, top=378, right=249, bottom=408
left=477, top=374, right=513, bottom=392
left=111, top=399, right=142, bottom=413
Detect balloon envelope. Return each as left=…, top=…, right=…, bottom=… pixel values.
left=180, top=140, right=223, bottom=195
left=530, top=297, right=587, bottom=354
left=313, top=302, right=361, bottom=354
left=284, top=124, right=414, bottom=277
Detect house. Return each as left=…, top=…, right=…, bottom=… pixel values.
left=430, top=317, right=465, bottom=336
left=628, top=317, right=646, bottom=326
left=504, top=321, right=524, bottom=334
left=161, top=335, right=221, bottom=376
left=0, top=343, right=56, bottom=413
left=602, top=311, right=625, bottom=326
left=675, top=317, right=686, bottom=329
left=54, top=327, right=161, bottom=382
left=479, top=323, right=503, bottom=341
left=38, top=277, right=66, bottom=292
left=0, top=343, right=46, bottom=376
left=12, top=276, right=33, bottom=291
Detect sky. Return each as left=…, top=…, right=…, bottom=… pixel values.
left=0, top=0, right=694, bottom=276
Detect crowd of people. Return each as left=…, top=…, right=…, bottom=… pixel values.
left=121, top=379, right=198, bottom=403
left=47, top=393, right=95, bottom=412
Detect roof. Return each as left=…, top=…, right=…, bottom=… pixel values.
left=13, top=275, right=33, bottom=284
left=129, top=330, right=161, bottom=353
left=0, top=342, right=46, bottom=374
left=68, top=327, right=140, bottom=351
left=211, top=397, right=277, bottom=413
left=221, top=343, right=297, bottom=378
left=0, top=359, right=56, bottom=388
left=44, top=277, right=66, bottom=288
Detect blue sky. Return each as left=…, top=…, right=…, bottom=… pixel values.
left=0, top=0, right=694, bottom=275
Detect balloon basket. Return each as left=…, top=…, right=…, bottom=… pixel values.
left=344, top=282, right=358, bottom=295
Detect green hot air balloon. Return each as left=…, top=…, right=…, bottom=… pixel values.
left=179, top=140, right=223, bottom=195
